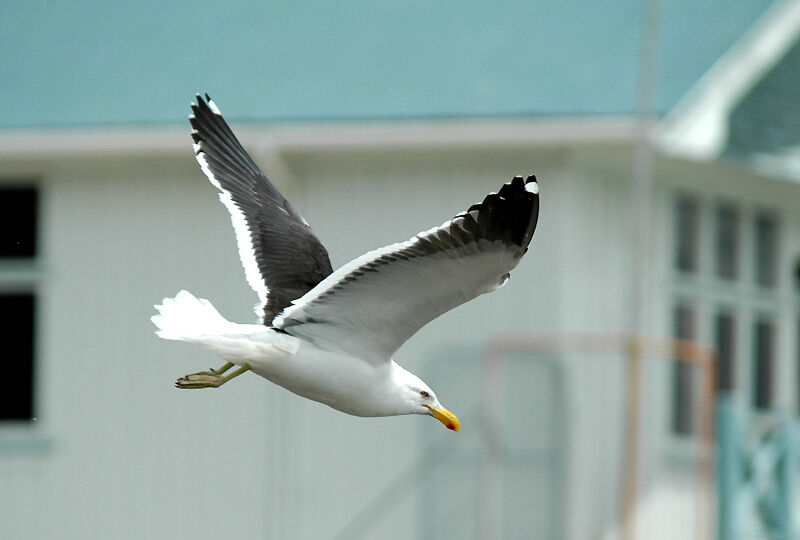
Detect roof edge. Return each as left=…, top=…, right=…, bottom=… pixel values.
left=658, top=0, right=800, bottom=159
left=0, top=116, right=637, bottom=160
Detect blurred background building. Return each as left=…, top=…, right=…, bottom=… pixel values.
left=1, top=1, right=800, bottom=539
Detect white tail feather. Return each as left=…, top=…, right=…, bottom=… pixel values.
left=151, top=290, right=232, bottom=341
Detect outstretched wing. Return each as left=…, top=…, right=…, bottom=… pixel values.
left=189, top=94, right=333, bottom=324
left=274, top=175, right=540, bottom=361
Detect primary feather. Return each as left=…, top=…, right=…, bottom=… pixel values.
left=190, top=94, right=332, bottom=324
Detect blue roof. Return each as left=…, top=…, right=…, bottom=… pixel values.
left=0, top=0, right=775, bottom=128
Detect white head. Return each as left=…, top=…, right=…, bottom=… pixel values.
left=390, top=364, right=460, bottom=431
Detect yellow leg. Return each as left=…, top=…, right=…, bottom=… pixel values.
left=175, top=363, right=251, bottom=389
left=211, top=362, right=234, bottom=376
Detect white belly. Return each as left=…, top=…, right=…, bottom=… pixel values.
left=207, top=327, right=390, bottom=417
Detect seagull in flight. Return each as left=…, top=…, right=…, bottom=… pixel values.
left=152, top=94, right=540, bottom=431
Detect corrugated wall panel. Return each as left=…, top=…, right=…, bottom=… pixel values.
left=1, top=158, right=275, bottom=539
left=283, top=149, right=569, bottom=539
left=0, top=146, right=619, bottom=540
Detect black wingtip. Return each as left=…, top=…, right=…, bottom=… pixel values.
left=472, top=173, right=540, bottom=249
left=498, top=174, right=532, bottom=199
left=191, top=93, right=213, bottom=115
left=189, top=95, right=202, bottom=117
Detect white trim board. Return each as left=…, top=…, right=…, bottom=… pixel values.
left=658, top=0, right=800, bottom=160
left=0, top=116, right=637, bottom=160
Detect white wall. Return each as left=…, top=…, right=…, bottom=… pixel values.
left=0, top=155, right=278, bottom=539
left=3, top=141, right=794, bottom=540
left=0, top=147, right=581, bottom=540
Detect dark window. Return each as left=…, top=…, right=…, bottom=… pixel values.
left=0, top=294, right=35, bottom=420
left=794, top=256, right=800, bottom=292
left=755, top=213, right=778, bottom=288
left=672, top=305, right=695, bottom=434
left=715, top=204, right=739, bottom=280
left=715, top=311, right=736, bottom=391
left=0, top=187, right=37, bottom=258
left=675, top=196, right=699, bottom=273
left=753, top=317, right=775, bottom=410
left=797, top=317, right=800, bottom=414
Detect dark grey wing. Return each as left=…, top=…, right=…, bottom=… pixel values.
left=274, top=175, right=539, bottom=362
left=189, top=94, right=333, bottom=324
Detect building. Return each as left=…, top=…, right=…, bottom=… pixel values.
left=1, top=1, right=798, bottom=539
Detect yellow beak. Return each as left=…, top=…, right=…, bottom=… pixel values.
left=424, top=404, right=460, bottom=431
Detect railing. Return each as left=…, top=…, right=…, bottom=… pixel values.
left=331, top=340, right=567, bottom=540
left=331, top=333, right=718, bottom=540
left=717, top=395, right=800, bottom=540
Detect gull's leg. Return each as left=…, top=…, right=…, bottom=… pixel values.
left=210, top=362, right=234, bottom=376
left=176, top=361, right=234, bottom=381
left=175, top=363, right=251, bottom=389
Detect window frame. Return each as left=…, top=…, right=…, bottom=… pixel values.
left=0, top=186, right=38, bottom=258
left=0, top=180, right=49, bottom=452
left=0, top=293, right=36, bottom=421
left=668, top=191, right=786, bottom=439
left=671, top=302, right=697, bottom=436
left=674, top=194, right=700, bottom=274
left=714, top=309, right=737, bottom=392
left=714, top=202, right=740, bottom=281
left=754, top=211, right=779, bottom=289
left=752, top=316, right=776, bottom=410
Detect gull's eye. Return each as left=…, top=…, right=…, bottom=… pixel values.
left=420, top=390, right=430, bottom=398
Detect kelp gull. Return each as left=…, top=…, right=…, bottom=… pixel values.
left=151, top=94, right=540, bottom=431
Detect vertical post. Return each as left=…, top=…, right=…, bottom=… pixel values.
left=479, top=349, right=504, bottom=540
left=775, top=418, right=795, bottom=540
left=716, top=394, right=738, bottom=540
left=697, top=348, right=717, bottom=540
left=782, top=419, right=799, bottom=538
left=626, top=0, right=660, bottom=532
left=622, top=338, right=642, bottom=540
left=628, top=0, right=662, bottom=332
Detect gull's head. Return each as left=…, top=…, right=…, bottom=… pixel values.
left=393, top=366, right=460, bottom=432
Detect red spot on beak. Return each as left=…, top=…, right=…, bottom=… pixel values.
left=446, top=423, right=456, bottom=431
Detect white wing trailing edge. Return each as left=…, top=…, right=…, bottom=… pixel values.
left=189, top=94, right=333, bottom=324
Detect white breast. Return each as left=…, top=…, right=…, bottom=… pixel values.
left=246, top=338, right=393, bottom=417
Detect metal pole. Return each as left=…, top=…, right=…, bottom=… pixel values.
left=622, top=338, right=642, bottom=540
left=716, top=395, right=737, bottom=540
left=697, top=349, right=717, bottom=540
left=623, top=0, right=662, bottom=537
left=629, top=0, right=662, bottom=333
left=478, top=349, right=504, bottom=540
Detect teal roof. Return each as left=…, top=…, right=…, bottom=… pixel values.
left=727, top=38, right=800, bottom=157
left=0, top=0, right=775, bottom=128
